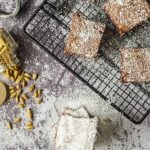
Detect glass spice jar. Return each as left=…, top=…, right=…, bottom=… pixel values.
left=0, top=28, right=19, bottom=72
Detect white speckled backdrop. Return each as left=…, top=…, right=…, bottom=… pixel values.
left=0, top=0, right=150, bottom=150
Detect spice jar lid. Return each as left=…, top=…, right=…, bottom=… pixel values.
left=0, top=81, right=7, bottom=106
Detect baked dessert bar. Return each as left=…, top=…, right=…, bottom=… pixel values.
left=120, top=48, right=150, bottom=82
left=104, top=0, right=150, bottom=36
left=55, top=114, right=98, bottom=150
left=64, top=13, right=105, bottom=58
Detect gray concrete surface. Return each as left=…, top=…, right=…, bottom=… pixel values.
left=0, top=0, right=150, bottom=150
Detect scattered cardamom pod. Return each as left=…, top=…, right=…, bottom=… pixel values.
left=7, top=121, right=12, bottom=129
left=37, top=89, right=42, bottom=97
left=32, top=72, right=38, bottom=80
left=24, top=76, right=30, bottom=82
left=14, top=70, right=19, bottom=79
left=10, top=92, right=17, bottom=99
left=16, top=89, right=22, bottom=96
left=15, top=75, right=23, bottom=84
left=33, top=90, right=38, bottom=98
left=25, top=121, right=34, bottom=130
left=9, top=89, right=16, bottom=94
left=21, top=80, right=27, bottom=87
left=15, top=95, right=20, bottom=103
left=28, top=84, right=35, bottom=92
left=36, top=98, right=43, bottom=104
left=26, top=109, right=33, bottom=120
left=14, top=117, right=21, bottom=123
left=22, top=93, right=29, bottom=100
left=24, top=72, right=31, bottom=78
left=20, top=96, right=25, bottom=105
left=17, top=103, right=25, bottom=109
left=9, top=86, right=15, bottom=90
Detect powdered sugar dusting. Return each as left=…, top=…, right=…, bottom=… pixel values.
left=0, top=0, right=150, bottom=150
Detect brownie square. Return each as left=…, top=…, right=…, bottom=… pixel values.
left=120, top=48, right=150, bottom=82
left=104, top=0, right=150, bottom=36
left=64, top=13, right=105, bottom=58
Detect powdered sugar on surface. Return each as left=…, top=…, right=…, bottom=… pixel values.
left=0, top=0, right=150, bottom=150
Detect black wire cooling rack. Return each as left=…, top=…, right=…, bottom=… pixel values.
left=23, top=0, right=150, bottom=124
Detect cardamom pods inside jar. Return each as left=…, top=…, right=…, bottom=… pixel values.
left=0, top=28, right=20, bottom=72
